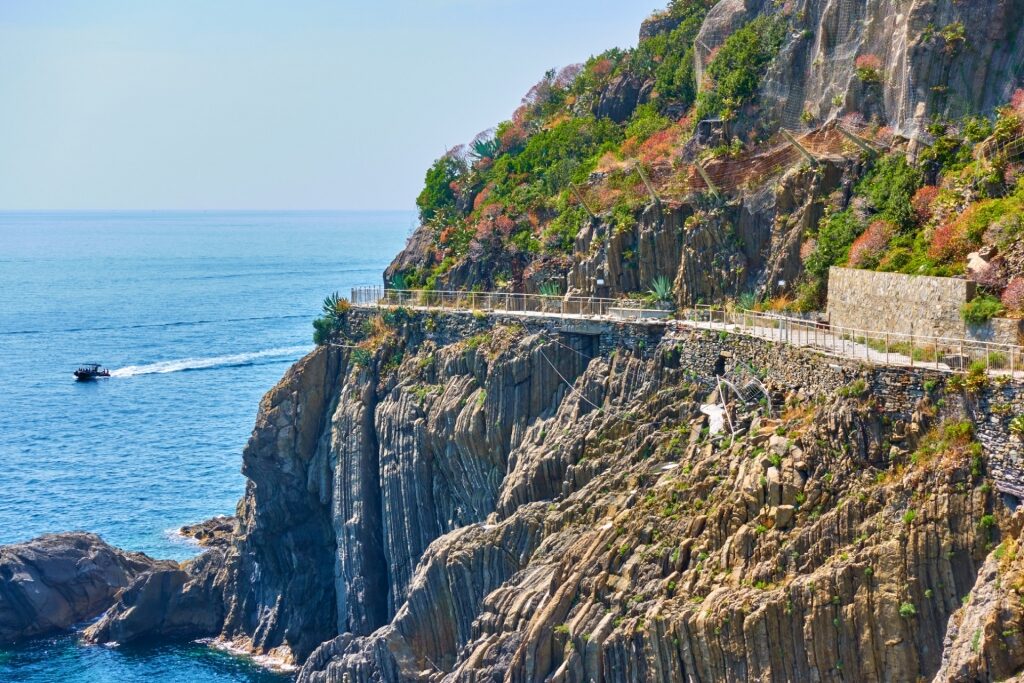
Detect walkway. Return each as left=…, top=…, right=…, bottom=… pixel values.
left=349, top=288, right=1024, bottom=378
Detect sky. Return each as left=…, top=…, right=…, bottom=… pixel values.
left=0, top=0, right=658, bottom=211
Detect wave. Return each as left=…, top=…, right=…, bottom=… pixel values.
left=1, top=313, right=310, bottom=337
left=111, top=345, right=311, bottom=377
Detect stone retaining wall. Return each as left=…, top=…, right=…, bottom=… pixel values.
left=828, top=267, right=974, bottom=338
left=827, top=266, right=1023, bottom=345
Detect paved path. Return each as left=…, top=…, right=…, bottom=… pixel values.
left=351, top=300, right=1020, bottom=378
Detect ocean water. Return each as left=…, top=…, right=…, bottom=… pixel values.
left=0, top=211, right=412, bottom=682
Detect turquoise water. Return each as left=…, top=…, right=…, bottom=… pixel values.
left=0, top=211, right=411, bottom=681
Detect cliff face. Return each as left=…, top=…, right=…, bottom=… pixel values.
left=234, top=317, right=1024, bottom=683
left=87, top=308, right=1024, bottom=681
left=700, top=0, right=1024, bottom=138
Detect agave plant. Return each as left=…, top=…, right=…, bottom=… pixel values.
left=648, top=275, right=673, bottom=303
left=737, top=290, right=760, bottom=311
left=390, top=273, right=409, bottom=291
left=538, top=281, right=562, bottom=297
left=470, top=136, right=501, bottom=161
left=322, top=291, right=349, bottom=321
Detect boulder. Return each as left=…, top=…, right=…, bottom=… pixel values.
left=83, top=548, right=227, bottom=645
left=594, top=73, right=647, bottom=124
left=0, top=532, right=168, bottom=644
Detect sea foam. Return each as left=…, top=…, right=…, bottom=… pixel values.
left=111, top=345, right=311, bottom=377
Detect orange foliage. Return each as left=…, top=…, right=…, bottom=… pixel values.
left=912, top=185, right=940, bottom=223
left=848, top=220, right=893, bottom=267
left=929, top=219, right=971, bottom=262
left=473, top=186, right=492, bottom=212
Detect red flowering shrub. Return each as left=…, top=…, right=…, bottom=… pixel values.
left=911, top=185, right=940, bottom=223
left=1003, top=277, right=1024, bottom=313
left=498, top=121, right=529, bottom=152
left=847, top=220, right=893, bottom=268
left=638, top=123, right=684, bottom=166
left=1012, top=88, right=1024, bottom=114
left=472, top=186, right=492, bottom=212
left=555, top=64, right=583, bottom=88
left=495, top=215, right=516, bottom=235
left=591, top=58, right=613, bottom=77
left=929, top=220, right=971, bottom=262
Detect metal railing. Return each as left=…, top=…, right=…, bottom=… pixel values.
left=685, top=305, right=1024, bottom=376
left=347, top=287, right=1024, bottom=376
left=349, top=286, right=673, bottom=320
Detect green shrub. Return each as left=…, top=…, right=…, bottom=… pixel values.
left=838, top=378, right=868, bottom=398
left=1010, top=415, right=1024, bottom=437
left=855, top=154, right=923, bottom=229
left=416, top=155, right=466, bottom=222
left=899, top=602, right=917, bottom=618
left=962, top=295, right=1005, bottom=325
left=695, top=15, right=787, bottom=121
left=626, top=104, right=671, bottom=143
left=806, top=210, right=863, bottom=279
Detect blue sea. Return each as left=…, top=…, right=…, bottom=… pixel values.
left=0, top=211, right=412, bottom=682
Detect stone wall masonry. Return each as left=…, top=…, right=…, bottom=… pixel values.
left=343, top=306, right=1024, bottom=499
left=344, top=307, right=670, bottom=360
left=827, top=266, right=1023, bottom=346
left=828, top=266, right=975, bottom=339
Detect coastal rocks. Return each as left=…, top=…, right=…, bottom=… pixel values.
left=179, top=516, right=235, bottom=548
left=0, top=532, right=167, bottom=644
left=83, top=548, right=228, bottom=645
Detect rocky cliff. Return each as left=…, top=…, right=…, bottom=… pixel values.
left=696, top=0, right=1024, bottom=138
left=82, top=308, right=1024, bottom=681
left=385, top=0, right=1024, bottom=309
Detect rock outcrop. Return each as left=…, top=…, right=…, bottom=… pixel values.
left=82, top=547, right=228, bottom=645
left=0, top=532, right=167, bottom=644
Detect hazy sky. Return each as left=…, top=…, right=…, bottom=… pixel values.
left=0, top=1, right=656, bottom=210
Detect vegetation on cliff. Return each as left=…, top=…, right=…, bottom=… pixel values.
left=387, top=0, right=1024, bottom=322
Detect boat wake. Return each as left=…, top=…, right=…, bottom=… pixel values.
left=111, top=345, right=311, bottom=377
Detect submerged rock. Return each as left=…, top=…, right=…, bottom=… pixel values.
left=179, top=516, right=235, bottom=549
left=0, top=532, right=167, bottom=644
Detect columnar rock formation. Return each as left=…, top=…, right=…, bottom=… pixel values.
left=80, top=308, right=1024, bottom=680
